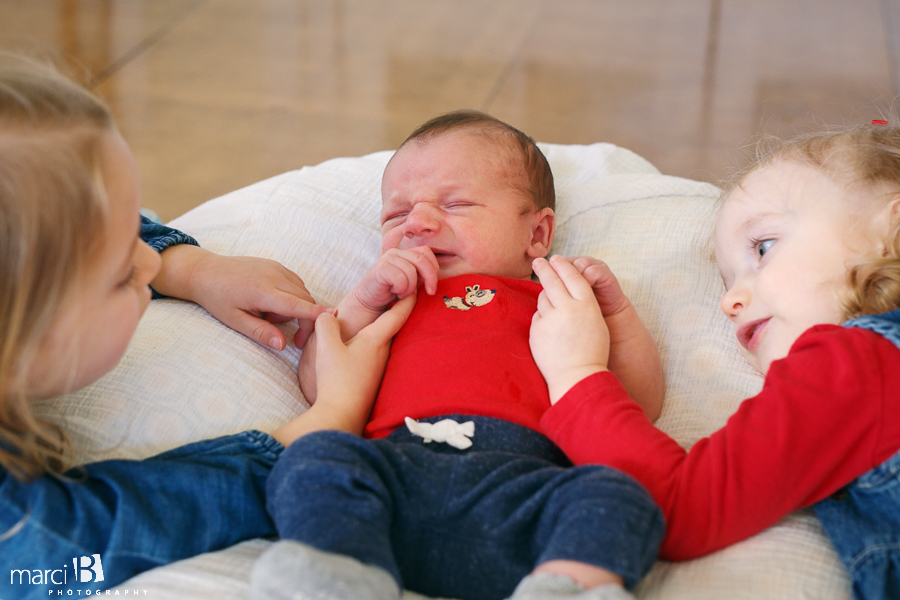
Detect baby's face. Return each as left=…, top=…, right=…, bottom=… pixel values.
left=380, top=131, right=550, bottom=280
left=715, top=160, right=884, bottom=374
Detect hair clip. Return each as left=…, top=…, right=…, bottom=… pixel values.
left=872, top=119, right=889, bottom=126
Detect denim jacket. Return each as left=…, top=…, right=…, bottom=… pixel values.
left=815, top=308, right=900, bottom=600
left=139, top=215, right=199, bottom=299
left=0, top=220, right=283, bottom=599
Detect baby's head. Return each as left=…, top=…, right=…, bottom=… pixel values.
left=0, top=55, right=159, bottom=479
left=380, top=110, right=555, bottom=280
left=715, top=123, right=900, bottom=374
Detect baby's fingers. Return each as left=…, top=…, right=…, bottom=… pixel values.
left=381, top=257, right=420, bottom=298
left=409, top=248, right=439, bottom=295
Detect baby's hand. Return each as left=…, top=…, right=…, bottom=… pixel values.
left=567, top=256, right=630, bottom=317
left=160, top=247, right=331, bottom=350
left=530, top=255, right=610, bottom=404
left=353, top=247, right=439, bottom=313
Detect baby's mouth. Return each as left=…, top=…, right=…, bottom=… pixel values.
left=430, top=248, right=456, bottom=260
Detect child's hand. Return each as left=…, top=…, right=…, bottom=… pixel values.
left=530, top=255, right=610, bottom=404
left=566, top=256, right=665, bottom=421
left=152, top=246, right=331, bottom=351
left=567, top=256, right=630, bottom=317
left=353, top=247, right=439, bottom=312
left=271, top=293, right=416, bottom=446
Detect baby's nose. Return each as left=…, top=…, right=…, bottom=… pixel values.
left=403, top=204, right=442, bottom=237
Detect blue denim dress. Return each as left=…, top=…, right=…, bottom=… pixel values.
left=815, top=308, right=900, bottom=600
left=0, top=219, right=283, bottom=599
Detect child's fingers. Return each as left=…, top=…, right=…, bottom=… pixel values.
left=546, top=255, right=596, bottom=302
left=294, top=317, right=316, bottom=349
left=533, top=256, right=572, bottom=306
left=227, top=310, right=288, bottom=351
left=536, top=288, right=554, bottom=315
left=262, top=290, right=334, bottom=323
left=280, top=266, right=313, bottom=295
left=262, top=312, right=294, bottom=324
left=361, top=292, right=416, bottom=344
left=314, top=311, right=340, bottom=341
left=312, top=312, right=342, bottom=358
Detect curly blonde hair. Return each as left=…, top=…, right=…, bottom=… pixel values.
left=722, top=123, right=900, bottom=320
left=0, top=54, right=114, bottom=480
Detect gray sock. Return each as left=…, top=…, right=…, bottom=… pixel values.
left=509, top=573, right=637, bottom=600
left=250, top=540, right=401, bottom=600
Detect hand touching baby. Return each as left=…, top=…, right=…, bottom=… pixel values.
left=532, top=255, right=663, bottom=419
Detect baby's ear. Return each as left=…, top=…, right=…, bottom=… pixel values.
left=527, top=207, right=555, bottom=259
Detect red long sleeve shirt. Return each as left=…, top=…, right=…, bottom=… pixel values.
left=540, top=324, right=900, bottom=560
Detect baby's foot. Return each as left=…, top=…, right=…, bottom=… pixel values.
left=508, top=573, right=636, bottom=600
left=250, top=540, right=401, bottom=600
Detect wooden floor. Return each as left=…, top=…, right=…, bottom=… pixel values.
left=2, top=0, right=898, bottom=221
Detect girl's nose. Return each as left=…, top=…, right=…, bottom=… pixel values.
left=137, top=238, right=162, bottom=285
left=720, top=283, right=749, bottom=320
left=403, top=203, right=442, bottom=238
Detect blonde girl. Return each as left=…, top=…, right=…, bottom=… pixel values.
left=0, top=55, right=410, bottom=598
left=527, top=123, right=900, bottom=600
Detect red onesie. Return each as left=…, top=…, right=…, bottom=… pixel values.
left=540, top=324, right=900, bottom=560
left=365, top=274, right=549, bottom=439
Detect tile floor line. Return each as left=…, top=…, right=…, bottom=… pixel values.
left=480, top=0, right=545, bottom=116
left=88, top=0, right=210, bottom=90
left=879, top=0, right=900, bottom=99
left=697, top=0, right=723, bottom=173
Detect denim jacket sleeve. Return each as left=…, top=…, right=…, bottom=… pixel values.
left=140, top=216, right=200, bottom=300
left=0, top=430, right=283, bottom=599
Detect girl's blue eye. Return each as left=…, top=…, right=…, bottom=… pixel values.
left=757, top=239, right=775, bottom=257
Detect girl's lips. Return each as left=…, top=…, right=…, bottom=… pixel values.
left=737, top=318, right=770, bottom=352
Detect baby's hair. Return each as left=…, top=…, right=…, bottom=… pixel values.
left=724, top=122, right=900, bottom=319
left=0, top=54, right=115, bottom=480
left=400, top=109, right=555, bottom=212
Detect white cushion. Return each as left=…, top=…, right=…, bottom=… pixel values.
left=35, top=142, right=850, bottom=599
